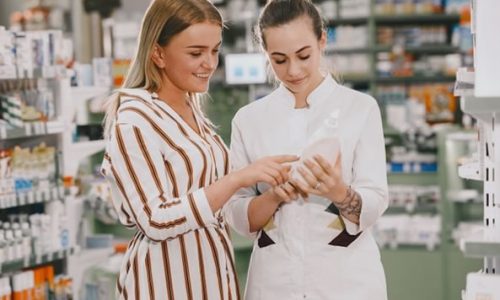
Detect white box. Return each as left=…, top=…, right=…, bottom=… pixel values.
left=474, top=0, right=500, bottom=97
left=465, top=273, right=500, bottom=300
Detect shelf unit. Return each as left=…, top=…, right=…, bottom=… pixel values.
left=455, top=1, right=500, bottom=297
left=0, top=70, right=109, bottom=298
left=0, top=247, right=78, bottom=274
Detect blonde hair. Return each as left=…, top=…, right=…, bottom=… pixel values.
left=103, top=0, right=223, bottom=138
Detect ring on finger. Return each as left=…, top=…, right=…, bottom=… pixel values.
left=314, top=182, right=321, bottom=189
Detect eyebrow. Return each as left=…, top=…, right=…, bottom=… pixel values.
left=271, top=46, right=311, bottom=56
left=186, top=41, right=222, bottom=49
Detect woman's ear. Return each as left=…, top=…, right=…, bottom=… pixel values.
left=319, top=30, right=327, bottom=51
left=151, top=45, right=166, bottom=68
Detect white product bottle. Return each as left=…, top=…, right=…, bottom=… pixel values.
left=292, top=109, right=341, bottom=182
left=21, top=222, right=32, bottom=259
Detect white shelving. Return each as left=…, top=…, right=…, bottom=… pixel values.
left=70, top=86, right=110, bottom=124
left=67, top=247, right=115, bottom=300
left=63, top=139, right=106, bottom=178
left=459, top=1, right=500, bottom=298
left=461, top=235, right=500, bottom=258
left=0, top=120, right=65, bottom=140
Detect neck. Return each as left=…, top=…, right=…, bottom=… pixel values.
left=293, top=72, right=325, bottom=109
left=155, top=86, right=190, bottom=109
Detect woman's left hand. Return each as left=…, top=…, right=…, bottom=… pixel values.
left=294, top=153, right=348, bottom=203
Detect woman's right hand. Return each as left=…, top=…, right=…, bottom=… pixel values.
left=232, top=155, right=298, bottom=188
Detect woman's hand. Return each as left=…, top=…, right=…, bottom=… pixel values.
left=232, top=155, right=299, bottom=189
left=271, top=181, right=302, bottom=204
left=294, top=153, right=348, bottom=203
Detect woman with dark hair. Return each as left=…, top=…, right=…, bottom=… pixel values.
left=101, top=0, right=297, bottom=298
left=225, top=0, right=389, bottom=299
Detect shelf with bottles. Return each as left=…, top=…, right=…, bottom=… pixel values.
left=326, top=44, right=460, bottom=55
left=374, top=13, right=461, bottom=25
left=373, top=214, right=441, bottom=251
left=0, top=208, right=77, bottom=273
left=0, top=121, right=65, bottom=140
left=376, top=75, right=457, bottom=84
left=0, top=246, right=78, bottom=275
left=0, top=185, right=64, bottom=211
left=0, top=264, right=74, bottom=299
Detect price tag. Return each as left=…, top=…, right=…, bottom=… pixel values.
left=57, top=250, right=63, bottom=259
left=35, top=255, right=42, bottom=265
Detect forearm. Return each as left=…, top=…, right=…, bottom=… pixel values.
left=334, top=186, right=362, bottom=225
left=205, top=173, right=243, bottom=213
left=248, top=190, right=282, bottom=232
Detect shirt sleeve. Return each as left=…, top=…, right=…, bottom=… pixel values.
left=222, top=115, right=258, bottom=239
left=343, top=103, right=389, bottom=235
left=103, top=119, right=216, bottom=242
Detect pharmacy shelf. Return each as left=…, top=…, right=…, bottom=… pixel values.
left=63, top=139, right=106, bottom=178
left=376, top=75, right=456, bottom=84
left=375, top=44, right=460, bottom=54
left=460, top=237, right=500, bottom=258
left=0, top=186, right=64, bottom=210
left=374, top=14, right=460, bottom=25
left=325, top=47, right=371, bottom=55
left=327, top=45, right=459, bottom=55
left=460, top=96, right=500, bottom=123
left=387, top=172, right=439, bottom=185
left=327, top=17, right=368, bottom=26
left=0, top=246, right=78, bottom=274
left=70, top=86, right=110, bottom=124
left=68, top=246, right=115, bottom=299
left=341, top=75, right=373, bottom=84
left=386, top=204, right=439, bottom=215
left=0, top=121, right=65, bottom=140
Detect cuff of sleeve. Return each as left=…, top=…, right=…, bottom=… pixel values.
left=228, top=196, right=256, bottom=239
left=343, top=217, right=361, bottom=235
left=355, top=188, right=380, bottom=233
left=185, top=189, right=217, bottom=229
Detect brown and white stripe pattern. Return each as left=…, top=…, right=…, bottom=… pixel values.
left=101, top=90, right=238, bottom=300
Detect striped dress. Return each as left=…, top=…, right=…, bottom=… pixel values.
left=101, top=89, right=240, bottom=300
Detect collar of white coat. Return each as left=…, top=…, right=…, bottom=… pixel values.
left=116, top=88, right=155, bottom=104
left=276, top=73, right=339, bottom=109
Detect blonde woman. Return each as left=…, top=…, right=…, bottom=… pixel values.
left=100, top=0, right=297, bottom=298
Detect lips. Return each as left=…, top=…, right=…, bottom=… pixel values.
left=194, top=73, right=210, bottom=79
left=288, top=77, right=306, bottom=85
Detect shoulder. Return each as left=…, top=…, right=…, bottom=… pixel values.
left=115, top=89, right=160, bottom=125
left=336, top=84, right=378, bottom=109
left=232, top=88, right=281, bottom=125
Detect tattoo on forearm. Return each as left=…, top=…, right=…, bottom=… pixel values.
left=335, top=187, right=362, bottom=218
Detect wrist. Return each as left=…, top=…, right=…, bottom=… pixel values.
left=330, top=184, right=349, bottom=204
left=225, top=171, right=244, bottom=191
left=266, top=188, right=284, bottom=205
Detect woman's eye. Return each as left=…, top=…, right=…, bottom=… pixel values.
left=190, top=52, right=202, bottom=57
left=212, top=48, right=220, bottom=54
left=299, top=55, right=310, bottom=60
left=274, top=60, right=286, bottom=65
